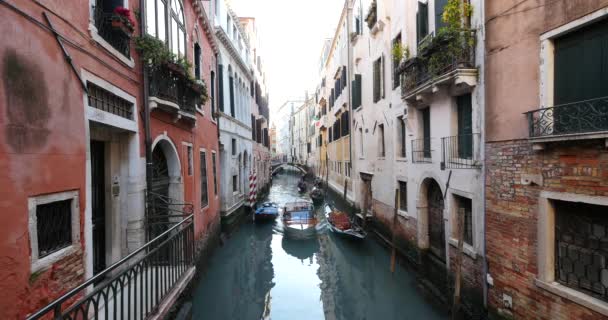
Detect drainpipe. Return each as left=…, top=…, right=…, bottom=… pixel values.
left=346, top=0, right=354, bottom=205
left=479, top=0, right=489, bottom=309
left=140, top=0, right=153, bottom=218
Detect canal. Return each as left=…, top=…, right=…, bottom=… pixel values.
left=191, top=171, right=448, bottom=319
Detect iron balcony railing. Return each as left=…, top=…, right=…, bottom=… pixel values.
left=26, top=215, right=194, bottom=320
left=93, top=4, right=131, bottom=57
left=441, top=134, right=482, bottom=169
left=524, top=96, right=608, bottom=138
left=399, top=30, right=476, bottom=95
left=148, top=64, right=198, bottom=115
left=411, top=138, right=432, bottom=163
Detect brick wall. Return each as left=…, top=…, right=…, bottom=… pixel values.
left=486, top=138, right=608, bottom=319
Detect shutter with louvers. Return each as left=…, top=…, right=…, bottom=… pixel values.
left=218, top=65, right=224, bottom=112
left=422, top=108, right=431, bottom=158
left=381, top=55, right=386, bottom=99
left=457, top=94, right=473, bottom=159
left=229, top=76, right=235, bottom=117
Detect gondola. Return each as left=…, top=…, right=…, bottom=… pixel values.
left=324, top=204, right=367, bottom=239
left=254, top=202, right=279, bottom=222
left=309, top=187, right=324, bottom=205
left=282, top=201, right=317, bottom=239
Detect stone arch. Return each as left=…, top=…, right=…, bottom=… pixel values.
left=416, top=175, right=447, bottom=262
left=151, top=134, right=183, bottom=203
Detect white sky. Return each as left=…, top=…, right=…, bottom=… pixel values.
left=230, top=0, right=345, bottom=114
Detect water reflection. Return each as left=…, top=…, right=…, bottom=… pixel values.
left=192, top=171, right=447, bottom=320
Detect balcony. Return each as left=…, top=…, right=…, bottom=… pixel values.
left=525, top=97, right=608, bottom=145
left=93, top=4, right=131, bottom=57
left=148, top=64, right=199, bottom=124
left=411, top=138, right=432, bottom=163
left=441, top=134, right=482, bottom=169
left=398, top=30, right=477, bottom=103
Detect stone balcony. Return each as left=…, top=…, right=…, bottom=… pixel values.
left=148, top=63, right=200, bottom=125
left=398, top=30, right=478, bottom=104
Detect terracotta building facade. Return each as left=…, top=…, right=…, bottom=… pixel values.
left=0, top=0, right=220, bottom=317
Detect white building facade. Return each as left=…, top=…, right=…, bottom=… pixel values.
left=208, top=0, right=253, bottom=224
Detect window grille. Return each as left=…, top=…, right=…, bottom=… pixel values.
left=87, top=82, right=133, bottom=119
left=556, top=201, right=608, bottom=302
left=36, top=199, right=72, bottom=258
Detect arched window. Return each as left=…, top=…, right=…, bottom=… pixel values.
left=170, top=0, right=186, bottom=57
left=146, top=0, right=184, bottom=56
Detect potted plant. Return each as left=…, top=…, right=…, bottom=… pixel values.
left=112, top=6, right=136, bottom=35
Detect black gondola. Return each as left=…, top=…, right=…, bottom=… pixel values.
left=324, top=204, right=367, bottom=240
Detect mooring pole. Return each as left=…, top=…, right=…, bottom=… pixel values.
left=452, top=207, right=466, bottom=319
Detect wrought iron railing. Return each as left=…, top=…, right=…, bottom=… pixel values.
left=26, top=215, right=194, bottom=320
left=411, top=138, right=432, bottom=163
left=399, top=30, right=476, bottom=95
left=524, top=96, right=608, bottom=138
left=93, top=4, right=131, bottom=57
left=146, top=191, right=194, bottom=241
left=148, top=65, right=198, bottom=115
left=441, top=134, right=481, bottom=169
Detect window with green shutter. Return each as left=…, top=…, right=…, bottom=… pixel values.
left=457, top=94, right=473, bottom=159
left=422, top=107, right=431, bottom=158
left=352, top=74, right=362, bottom=109
left=417, top=2, right=429, bottom=44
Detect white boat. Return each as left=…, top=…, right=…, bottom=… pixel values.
left=282, top=201, right=316, bottom=239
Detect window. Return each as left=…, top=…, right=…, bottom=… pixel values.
left=457, top=94, right=473, bottom=159
left=345, top=162, right=351, bottom=177
left=229, top=67, right=235, bottom=117
left=200, top=151, right=208, bottom=208
left=341, top=111, right=350, bottom=136
left=146, top=0, right=185, bottom=56
left=554, top=200, right=608, bottom=302
left=87, top=82, right=134, bottom=120
left=398, top=181, right=407, bottom=212
left=232, top=175, right=238, bottom=192
left=378, top=123, right=385, bottom=157
left=194, top=43, right=201, bottom=80
left=218, top=65, right=224, bottom=112
left=422, top=107, right=431, bottom=158
left=227, top=16, right=232, bottom=37
left=397, top=116, right=406, bottom=158
left=187, top=145, right=193, bottom=175
left=231, top=138, right=236, bottom=156
left=417, top=1, right=429, bottom=44
left=359, top=127, right=364, bottom=157
left=392, top=33, right=402, bottom=89
left=373, top=56, right=385, bottom=103
left=28, top=191, right=79, bottom=272
left=454, top=195, right=472, bottom=245
left=435, top=0, right=449, bottom=31
left=210, top=71, right=216, bottom=116
left=212, top=152, right=217, bottom=195
left=352, top=74, right=362, bottom=109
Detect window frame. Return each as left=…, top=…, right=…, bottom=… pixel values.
left=200, top=149, right=209, bottom=208
left=378, top=123, right=385, bottom=158
left=28, top=191, right=80, bottom=273
left=398, top=180, right=408, bottom=215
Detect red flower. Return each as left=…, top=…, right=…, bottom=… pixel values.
left=114, top=6, right=136, bottom=27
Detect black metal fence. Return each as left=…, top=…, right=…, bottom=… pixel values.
left=524, top=96, right=608, bottom=137
left=93, top=4, right=131, bottom=57
left=411, top=138, right=432, bottom=163
left=146, top=191, right=194, bottom=241
left=26, top=215, right=194, bottom=320
left=399, top=30, right=476, bottom=95
left=148, top=65, right=198, bottom=115
left=441, top=134, right=481, bottom=169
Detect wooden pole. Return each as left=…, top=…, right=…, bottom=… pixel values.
left=452, top=207, right=465, bottom=319
left=390, top=188, right=399, bottom=273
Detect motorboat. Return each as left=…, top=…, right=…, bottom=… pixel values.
left=309, top=187, right=324, bottom=205
left=324, top=204, right=366, bottom=240
left=282, top=201, right=317, bottom=239
left=254, top=202, right=279, bottom=222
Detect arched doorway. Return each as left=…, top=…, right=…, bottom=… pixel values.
left=427, top=180, right=446, bottom=261
left=149, top=137, right=183, bottom=239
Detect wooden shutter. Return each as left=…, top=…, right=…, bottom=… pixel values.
left=417, top=2, right=428, bottom=43
left=422, top=108, right=431, bottom=158
left=373, top=59, right=380, bottom=102
left=229, top=76, right=235, bottom=116
left=218, top=65, right=224, bottom=112
left=457, top=94, right=473, bottom=159
left=352, top=74, right=362, bottom=109
left=381, top=54, right=386, bottom=99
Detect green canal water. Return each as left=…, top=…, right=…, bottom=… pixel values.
left=192, top=171, right=448, bottom=320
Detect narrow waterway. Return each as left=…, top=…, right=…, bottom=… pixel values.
left=192, top=171, right=448, bottom=320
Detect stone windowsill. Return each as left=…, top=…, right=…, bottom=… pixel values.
left=535, top=279, right=608, bottom=317
left=395, top=157, right=408, bottom=163
left=529, top=131, right=608, bottom=148
left=397, top=209, right=409, bottom=219
left=448, top=238, right=477, bottom=260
